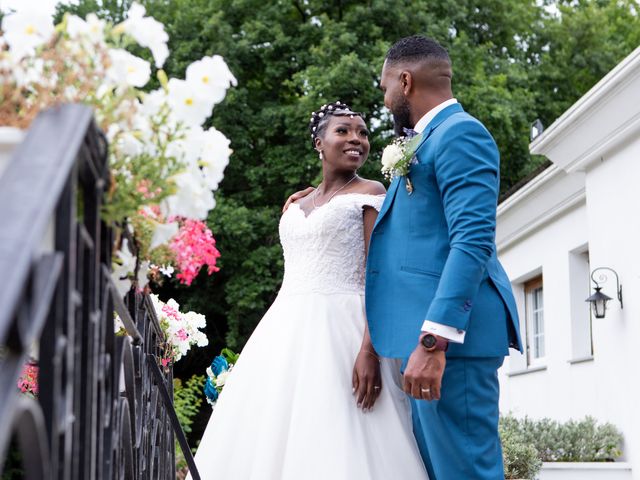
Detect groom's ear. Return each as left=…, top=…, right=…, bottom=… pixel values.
left=400, top=71, right=413, bottom=96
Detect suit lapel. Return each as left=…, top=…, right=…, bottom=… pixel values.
left=375, top=175, right=401, bottom=226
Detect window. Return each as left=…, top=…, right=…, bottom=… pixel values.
left=569, top=249, right=593, bottom=361
left=525, top=276, right=545, bottom=364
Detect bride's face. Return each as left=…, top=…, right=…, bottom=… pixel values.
left=316, top=115, right=370, bottom=171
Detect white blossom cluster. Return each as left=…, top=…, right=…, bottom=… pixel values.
left=113, top=293, right=209, bottom=363
left=149, top=294, right=209, bottom=363
left=1, top=3, right=236, bottom=296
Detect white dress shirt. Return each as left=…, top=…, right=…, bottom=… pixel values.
left=412, top=98, right=467, bottom=344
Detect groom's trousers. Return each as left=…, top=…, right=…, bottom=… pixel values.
left=407, top=356, right=505, bottom=480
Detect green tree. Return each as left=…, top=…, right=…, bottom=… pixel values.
left=56, top=0, right=640, bottom=357
left=54, top=0, right=640, bottom=446
left=531, top=0, right=640, bottom=129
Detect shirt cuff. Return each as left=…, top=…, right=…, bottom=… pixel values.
left=421, top=320, right=466, bottom=344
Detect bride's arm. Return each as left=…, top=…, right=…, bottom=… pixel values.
left=352, top=204, right=383, bottom=411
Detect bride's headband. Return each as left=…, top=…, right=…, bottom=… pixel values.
left=308, top=100, right=363, bottom=148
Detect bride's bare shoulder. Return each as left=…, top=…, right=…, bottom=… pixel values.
left=353, top=178, right=386, bottom=196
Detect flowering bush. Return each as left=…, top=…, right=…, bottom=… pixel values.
left=0, top=2, right=234, bottom=294
left=17, top=361, right=38, bottom=398
left=114, top=294, right=208, bottom=367
left=170, top=219, right=221, bottom=286
left=204, top=348, right=238, bottom=408
left=148, top=294, right=209, bottom=366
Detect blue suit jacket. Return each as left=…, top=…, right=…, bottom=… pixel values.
left=365, top=103, right=522, bottom=358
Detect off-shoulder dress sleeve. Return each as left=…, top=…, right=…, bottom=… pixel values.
left=355, top=193, right=386, bottom=212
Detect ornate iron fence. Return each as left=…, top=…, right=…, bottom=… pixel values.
left=0, top=105, right=200, bottom=479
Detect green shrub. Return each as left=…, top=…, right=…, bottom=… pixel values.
left=174, top=375, right=205, bottom=478
left=501, top=428, right=542, bottom=479
left=500, top=414, right=623, bottom=463
left=174, top=375, right=205, bottom=434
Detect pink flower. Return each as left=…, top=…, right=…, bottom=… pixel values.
left=176, top=328, right=189, bottom=341
left=138, top=204, right=163, bottom=219
left=17, top=362, right=39, bottom=397
left=170, top=219, right=221, bottom=286
left=136, top=179, right=163, bottom=199
left=162, top=303, right=181, bottom=321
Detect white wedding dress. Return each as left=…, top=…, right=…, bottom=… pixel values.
left=189, top=193, right=428, bottom=480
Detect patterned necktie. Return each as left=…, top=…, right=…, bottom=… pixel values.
left=402, top=127, right=418, bottom=139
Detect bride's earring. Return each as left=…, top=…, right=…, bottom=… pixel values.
left=318, top=150, right=324, bottom=160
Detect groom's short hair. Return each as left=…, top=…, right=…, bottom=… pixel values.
left=385, top=36, right=450, bottom=66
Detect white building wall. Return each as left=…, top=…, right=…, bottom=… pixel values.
left=497, top=113, right=640, bottom=474
left=496, top=46, right=640, bottom=475
left=499, top=203, right=594, bottom=418
left=582, top=141, right=640, bottom=467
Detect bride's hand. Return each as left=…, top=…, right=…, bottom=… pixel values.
left=282, top=187, right=315, bottom=212
left=352, top=349, right=382, bottom=411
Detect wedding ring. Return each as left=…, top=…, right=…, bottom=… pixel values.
left=421, top=388, right=431, bottom=393
left=373, top=386, right=381, bottom=390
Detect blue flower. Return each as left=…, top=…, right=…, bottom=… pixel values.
left=204, top=377, right=219, bottom=403
left=210, top=355, right=229, bottom=376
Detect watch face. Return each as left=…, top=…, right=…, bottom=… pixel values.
left=422, top=334, right=437, bottom=349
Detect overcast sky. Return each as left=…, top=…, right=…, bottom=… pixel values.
left=0, top=0, right=78, bottom=16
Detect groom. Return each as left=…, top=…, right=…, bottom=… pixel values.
left=366, top=36, right=522, bottom=479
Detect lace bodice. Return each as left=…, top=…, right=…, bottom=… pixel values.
left=278, top=193, right=385, bottom=295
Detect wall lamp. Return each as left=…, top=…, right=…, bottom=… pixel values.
left=585, top=267, right=623, bottom=319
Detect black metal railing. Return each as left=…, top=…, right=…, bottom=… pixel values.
left=0, top=104, right=200, bottom=479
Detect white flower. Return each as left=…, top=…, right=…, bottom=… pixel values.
left=159, top=264, right=174, bottom=277
left=150, top=221, right=178, bottom=249
left=107, top=49, right=151, bottom=88
left=200, top=127, right=232, bottom=190
left=63, top=85, right=79, bottom=101
left=167, top=78, right=213, bottom=126
left=381, top=143, right=404, bottom=170
left=175, top=341, right=189, bottom=360
left=121, top=2, right=169, bottom=68
left=12, top=57, right=45, bottom=87
left=140, top=88, right=168, bottom=117
left=215, top=370, right=230, bottom=387
left=149, top=294, right=208, bottom=363
left=194, top=331, right=209, bottom=347
left=112, top=239, right=136, bottom=297
left=183, top=310, right=206, bottom=329
left=162, top=169, right=215, bottom=219
left=149, top=293, right=164, bottom=317
left=66, top=13, right=106, bottom=44
left=166, top=298, right=181, bottom=313
left=106, top=124, right=121, bottom=143
left=185, top=55, right=237, bottom=105
left=116, top=131, right=144, bottom=157
left=1, top=9, right=54, bottom=58
left=166, top=126, right=206, bottom=168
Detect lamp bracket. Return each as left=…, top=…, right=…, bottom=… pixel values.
left=590, top=267, right=623, bottom=309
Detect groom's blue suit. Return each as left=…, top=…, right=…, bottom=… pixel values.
left=366, top=102, right=522, bottom=479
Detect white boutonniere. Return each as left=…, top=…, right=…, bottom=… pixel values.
left=380, top=134, right=422, bottom=194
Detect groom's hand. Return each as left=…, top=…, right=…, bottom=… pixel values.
left=403, top=345, right=446, bottom=401
left=282, top=187, right=315, bottom=212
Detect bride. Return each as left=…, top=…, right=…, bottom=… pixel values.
left=189, top=101, right=428, bottom=480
